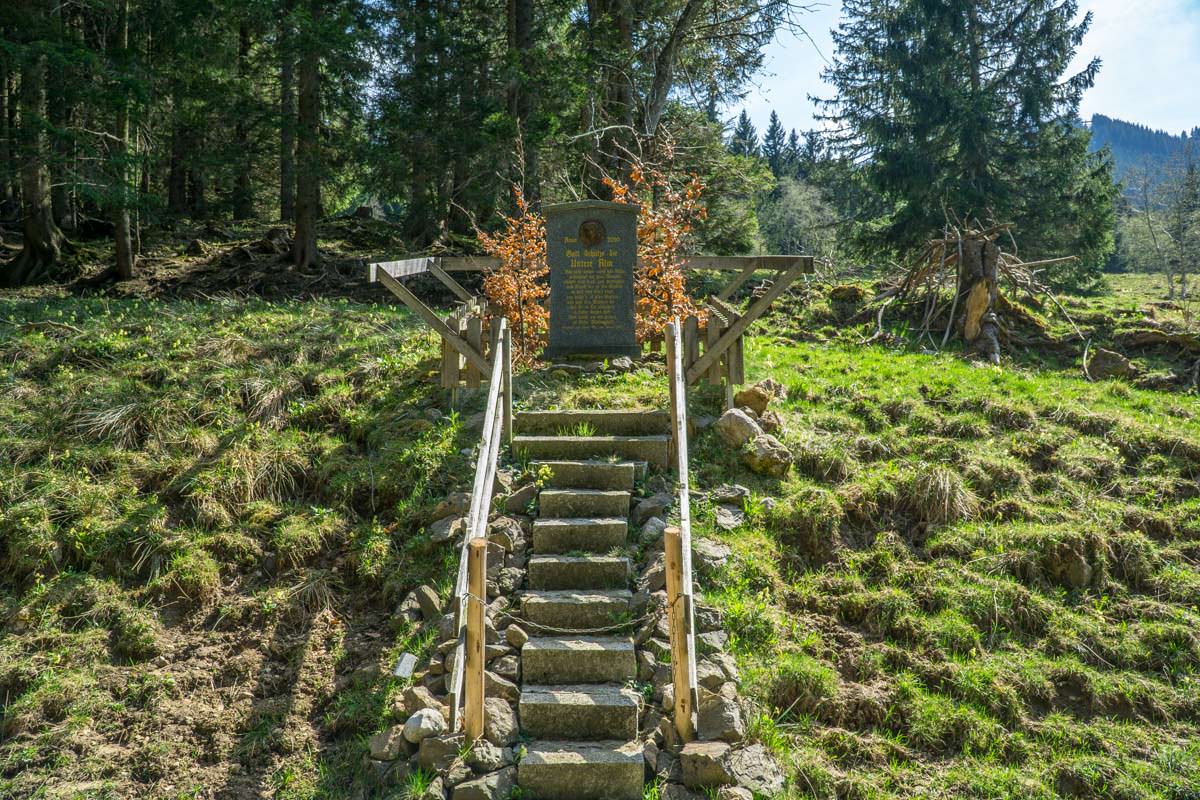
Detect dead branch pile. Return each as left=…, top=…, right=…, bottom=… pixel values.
left=869, top=222, right=1080, bottom=363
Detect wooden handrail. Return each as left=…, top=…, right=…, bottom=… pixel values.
left=448, top=318, right=511, bottom=732
left=665, top=320, right=699, bottom=741
left=368, top=254, right=814, bottom=279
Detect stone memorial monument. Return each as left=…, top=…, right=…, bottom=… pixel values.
left=543, top=200, right=640, bottom=359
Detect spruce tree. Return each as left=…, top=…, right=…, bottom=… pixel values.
left=729, top=109, right=759, bottom=158
left=1167, top=145, right=1200, bottom=295
left=761, top=111, right=786, bottom=176
left=784, top=129, right=802, bottom=176
left=820, top=0, right=1118, bottom=280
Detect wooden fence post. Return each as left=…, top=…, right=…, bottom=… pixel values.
left=464, top=538, right=487, bottom=741
left=683, top=315, right=700, bottom=373
left=664, top=525, right=695, bottom=742
left=465, top=316, right=483, bottom=389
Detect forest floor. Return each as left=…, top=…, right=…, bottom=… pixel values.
left=1, top=225, right=1199, bottom=799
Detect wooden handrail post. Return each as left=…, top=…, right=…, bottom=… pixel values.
left=464, top=538, right=487, bottom=741
left=664, top=525, right=695, bottom=742
left=666, top=320, right=679, bottom=471
left=501, top=322, right=513, bottom=446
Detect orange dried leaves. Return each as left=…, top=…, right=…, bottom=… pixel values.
left=604, top=165, right=706, bottom=341
left=478, top=187, right=549, bottom=364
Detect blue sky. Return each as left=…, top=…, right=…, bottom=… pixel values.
left=737, top=0, right=1200, bottom=137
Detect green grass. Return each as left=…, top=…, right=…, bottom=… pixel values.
left=773, top=271, right=1200, bottom=384
left=0, top=296, right=473, bottom=798
left=3, top=281, right=1200, bottom=798
left=687, top=333, right=1200, bottom=799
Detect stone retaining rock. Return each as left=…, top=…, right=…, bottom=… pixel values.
left=452, top=766, right=517, bottom=800
left=634, top=493, right=674, bottom=525
left=417, top=733, right=463, bottom=772
left=742, top=433, right=792, bottom=477
left=411, top=584, right=443, bottom=620
left=726, top=744, right=785, bottom=796
left=680, top=741, right=732, bottom=787
left=696, top=683, right=745, bottom=742
left=758, top=409, right=784, bottom=434
left=714, top=504, right=745, bottom=530
left=714, top=409, right=762, bottom=448
left=483, top=697, right=519, bottom=746
left=465, top=741, right=512, bottom=773
left=403, top=708, right=447, bottom=743
left=429, top=515, right=465, bottom=544
left=692, top=539, right=732, bottom=574
left=368, top=725, right=408, bottom=761
left=732, top=384, right=772, bottom=415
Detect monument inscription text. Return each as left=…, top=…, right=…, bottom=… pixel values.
left=544, top=200, right=639, bottom=358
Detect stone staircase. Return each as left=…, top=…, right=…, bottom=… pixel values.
left=513, top=409, right=671, bottom=469
left=512, top=409, right=670, bottom=800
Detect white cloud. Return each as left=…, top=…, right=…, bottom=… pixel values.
left=739, top=0, right=1200, bottom=136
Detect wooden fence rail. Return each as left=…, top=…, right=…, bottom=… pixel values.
left=368, top=254, right=812, bottom=398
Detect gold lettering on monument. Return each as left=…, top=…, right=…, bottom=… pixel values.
left=561, top=219, right=623, bottom=332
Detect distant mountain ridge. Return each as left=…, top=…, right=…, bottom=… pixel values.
left=1089, top=114, right=1199, bottom=178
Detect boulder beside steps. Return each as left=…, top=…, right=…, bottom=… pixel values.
left=513, top=409, right=660, bottom=799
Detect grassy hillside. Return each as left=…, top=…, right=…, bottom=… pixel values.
left=690, top=339, right=1200, bottom=799
left=2, top=285, right=1199, bottom=799
left=0, top=297, right=474, bottom=799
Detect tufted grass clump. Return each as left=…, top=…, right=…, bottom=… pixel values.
left=0, top=295, right=472, bottom=799
left=901, top=462, right=979, bottom=526
left=769, top=651, right=840, bottom=716
left=697, top=332, right=1200, bottom=799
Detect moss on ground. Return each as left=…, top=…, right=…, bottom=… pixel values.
left=3, top=283, right=1199, bottom=799
left=0, top=297, right=475, bottom=799
left=687, top=337, right=1200, bottom=799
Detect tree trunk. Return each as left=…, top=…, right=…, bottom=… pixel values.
left=113, top=0, right=135, bottom=280
left=506, top=0, right=538, bottom=201
left=955, top=236, right=1001, bottom=363
left=292, top=0, right=321, bottom=269
left=49, top=2, right=75, bottom=231
left=4, top=51, right=64, bottom=287
left=586, top=0, right=635, bottom=193
left=643, top=0, right=703, bottom=137
left=0, top=58, right=15, bottom=221
left=232, top=21, right=254, bottom=221
left=167, top=96, right=188, bottom=215
left=403, top=0, right=437, bottom=245
left=279, top=2, right=296, bottom=223
left=189, top=158, right=207, bottom=217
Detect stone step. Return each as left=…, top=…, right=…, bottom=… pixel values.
left=522, top=589, right=632, bottom=630
left=522, top=637, right=636, bottom=684
left=516, top=409, right=671, bottom=437
left=539, top=489, right=630, bottom=519
left=531, top=460, right=642, bottom=491
left=515, top=435, right=670, bottom=469
left=527, top=555, right=631, bottom=590
left=518, top=741, right=644, bottom=800
left=520, top=685, right=640, bottom=741
left=532, top=517, right=628, bottom=554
